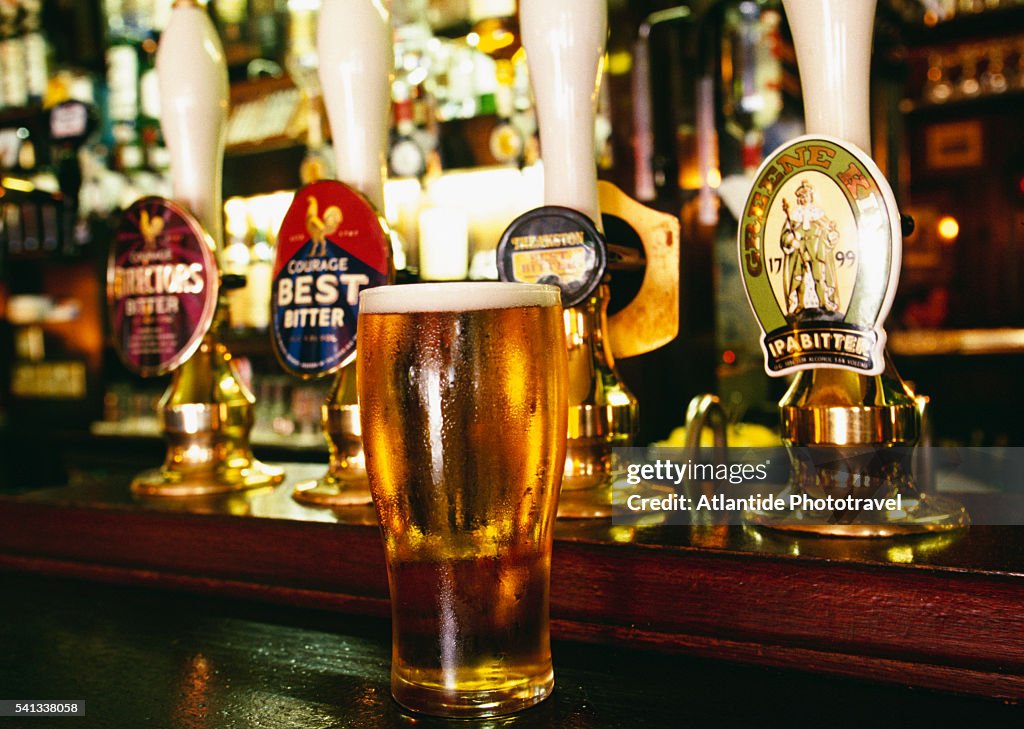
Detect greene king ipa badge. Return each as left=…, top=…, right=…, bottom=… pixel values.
left=271, top=180, right=390, bottom=377
left=108, top=197, right=218, bottom=377
left=739, top=135, right=902, bottom=376
left=496, top=206, right=606, bottom=307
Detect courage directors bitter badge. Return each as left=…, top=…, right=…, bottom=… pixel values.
left=271, top=180, right=390, bottom=377
left=108, top=197, right=218, bottom=377
left=739, top=136, right=902, bottom=376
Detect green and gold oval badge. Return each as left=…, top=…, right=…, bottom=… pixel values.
left=739, top=135, right=901, bottom=376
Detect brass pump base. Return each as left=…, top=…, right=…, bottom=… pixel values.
left=292, top=364, right=372, bottom=507
left=559, top=402, right=636, bottom=518
left=747, top=360, right=968, bottom=537
left=131, top=332, right=284, bottom=497
left=748, top=445, right=970, bottom=537
left=558, top=288, right=638, bottom=519
left=131, top=459, right=284, bottom=497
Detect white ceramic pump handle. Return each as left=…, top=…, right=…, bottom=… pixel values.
left=317, top=0, right=390, bottom=212
left=782, top=0, right=875, bottom=150
left=155, top=0, right=229, bottom=248
left=521, top=0, right=607, bottom=228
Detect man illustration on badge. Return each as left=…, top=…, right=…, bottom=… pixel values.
left=780, top=180, right=840, bottom=318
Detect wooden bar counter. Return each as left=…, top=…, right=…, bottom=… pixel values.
left=0, top=444, right=1023, bottom=724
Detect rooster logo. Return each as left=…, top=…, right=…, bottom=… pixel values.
left=140, top=209, right=165, bottom=250
left=306, top=195, right=342, bottom=257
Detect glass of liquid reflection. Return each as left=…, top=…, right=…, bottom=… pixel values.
left=357, top=282, right=568, bottom=718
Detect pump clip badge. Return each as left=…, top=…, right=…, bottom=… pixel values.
left=496, top=206, right=606, bottom=307
left=272, top=180, right=390, bottom=377
left=739, top=136, right=901, bottom=377
left=108, top=197, right=218, bottom=377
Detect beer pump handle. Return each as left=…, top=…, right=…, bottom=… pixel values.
left=782, top=0, right=874, bottom=149
left=520, top=0, right=607, bottom=229
left=739, top=1, right=968, bottom=534
left=318, top=0, right=390, bottom=212
left=510, top=0, right=678, bottom=356
left=743, top=0, right=903, bottom=384
left=155, top=0, right=229, bottom=249
left=128, top=2, right=285, bottom=495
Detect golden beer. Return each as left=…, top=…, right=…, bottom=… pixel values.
left=357, top=282, right=568, bottom=718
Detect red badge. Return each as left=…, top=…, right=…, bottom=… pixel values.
left=271, top=180, right=390, bottom=377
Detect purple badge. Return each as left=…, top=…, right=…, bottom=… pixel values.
left=108, top=197, right=218, bottom=377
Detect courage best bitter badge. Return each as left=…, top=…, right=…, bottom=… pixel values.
left=739, top=135, right=902, bottom=376
left=108, top=197, right=218, bottom=377
left=271, top=180, right=390, bottom=377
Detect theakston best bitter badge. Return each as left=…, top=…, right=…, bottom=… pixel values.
left=271, top=180, right=390, bottom=377
left=496, top=206, right=606, bottom=307
left=739, top=135, right=902, bottom=376
left=108, top=197, right=218, bottom=377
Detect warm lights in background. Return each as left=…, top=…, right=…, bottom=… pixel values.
left=418, top=206, right=469, bottom=280
left=915, top=0, right=1017, bottom=26
left=226, top=166, right=544, bottom=282
left=937, top=215, right=960, bottom=242
left=221, top=192, right=293, bottom=330
left=416, top=164, right=543, bottom=279
left=2, top=176, right=34, bottom=193
left=223, top=192, right=295, bottom=240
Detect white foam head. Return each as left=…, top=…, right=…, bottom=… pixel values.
left=359, top=282, right=561, bottom=313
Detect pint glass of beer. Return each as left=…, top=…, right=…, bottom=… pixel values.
left=357, top=282, right=568, bottom=718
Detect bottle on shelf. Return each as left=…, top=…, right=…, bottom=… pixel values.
left=0, top=0, right=28, bottom=109
left=250, top=0, right=283, bottom=61
left=469, top=0, right=521, bottom=71
left=136, top=25, right=168, bottom=175
left=388, top=91, right=427, bottom=179
left=697, top=0, right=802, bottom=423
left=22, top=0, right=48, bottom=106
left=212, top=0, right=248, bottom=48
left=284, top=0, right=319, bottom=96
left=104, top=0, right=147, bottom=178
left=222, top=197, right=252, bottom=330
left=487, top=82, right=525, bottom=167
left=99, top=0, right=172, bottom=196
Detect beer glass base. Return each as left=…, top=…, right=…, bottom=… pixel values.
left=391, top=668, right=554, bottom=719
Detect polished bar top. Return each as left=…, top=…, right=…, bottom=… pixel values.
left=1, top=460, right=1024, bottom=701
left=1, top=573, right=1018, bottom=727
left=7, top=461, right=1024, bottom=572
